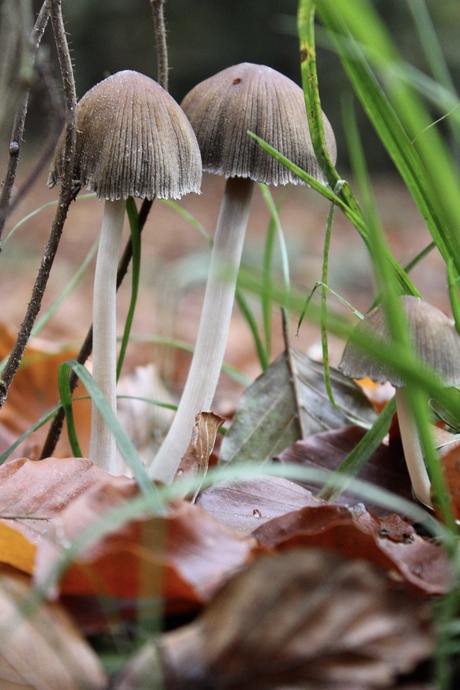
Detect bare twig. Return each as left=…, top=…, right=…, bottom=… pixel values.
left=0, top=0, right=76, bottom=407
left=0, top=0, right=51, bottom=243
left=151, top=0, right=168, bottom=91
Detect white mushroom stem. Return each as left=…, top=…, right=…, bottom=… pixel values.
left=395, top=387, right=433, bottom=508
left=149, top=176, right=254, bottom=483
left=89, top=198, right=127, bottom=475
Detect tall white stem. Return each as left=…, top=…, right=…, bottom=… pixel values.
left=89, top=198, right=126, bottom=474
left=395, top=387, right=433, bottom=508
left=150, top=177, right=254, bottom=483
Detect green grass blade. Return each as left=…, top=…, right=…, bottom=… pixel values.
left=58, top=362, right=83, bottom=457
left=62, top=360, right=158, bottom=502
left=235, top=288, right=269, bottom=371
left=0, top=405, right=60, bottom=465
left=117, top=197, right=141, bottom=380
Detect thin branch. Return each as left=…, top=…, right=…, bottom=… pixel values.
left=0, top=0, right=51, bottom=243
left=151, top=0, right=168, bottom=90
left=0, top=0, right=76, bottom=407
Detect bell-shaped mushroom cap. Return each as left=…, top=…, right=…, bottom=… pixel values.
left=339, top=295, right=460, bottom=388
left=48, top=70, right=202, bottom=201
left=181, top=62, right=336, bottom=186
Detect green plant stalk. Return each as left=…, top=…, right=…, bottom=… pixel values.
left=319, top=201, right=336, bottom=408
left=117, top=197, right=141, bottom=380
left=235, top=289, right=269, bottom=371
left=249, top=132, right=420, bottom=297
left=447, top=257, right=460, bottom=335
left=319, top=397, right=396, bottom=502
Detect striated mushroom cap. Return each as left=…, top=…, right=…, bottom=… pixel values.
left=48, top=70, right=202, bottom=201
left=339, top=295, right=460, bottom=388
left=181, top=62, right=336, bottom=186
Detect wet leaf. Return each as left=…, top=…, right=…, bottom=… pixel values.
left=115, top=549, right=433, bottom=690
left=219, top=347, right=377, bottom=465
left=197, top=476, right=323, bottom=532
left=0, top=568, right=106, bottom=689
left=253, top=504, right=451, bottom=595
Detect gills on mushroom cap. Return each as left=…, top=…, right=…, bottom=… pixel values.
left=181, top=62, right=336, bottom=186
left=49, top=69, right=202, bottom=201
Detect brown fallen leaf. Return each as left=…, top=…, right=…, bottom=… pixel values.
left=253, top=503, right=451, bottom=596
left=0, top=567, right=106, bottom=690
left=277, top=423, right=414, bottom=516
left=176, top=411, right=225, bottom=500
left=114, top=548, right=433, bottom=690
left=0, top=324, right=91, bottom=460
left=197, top=475, right=325, bottom=532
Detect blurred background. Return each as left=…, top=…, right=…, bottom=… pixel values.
left=15, top=0, right=459, bottom=171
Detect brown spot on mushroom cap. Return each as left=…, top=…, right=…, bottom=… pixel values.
left=181, top=62, right=336, bottom=186
left=339, top=295, right=460, bottom=388
left=48, top=70, right=202, bottom=201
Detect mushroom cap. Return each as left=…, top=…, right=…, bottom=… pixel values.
left=48, top=70, right=202, bottom=201
left=339, top=295, right=460, bottom=388
left=180, top=62, right=336, bottom=186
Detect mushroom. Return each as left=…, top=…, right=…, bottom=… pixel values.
left=339, top=295, right=460, bottom=507
left=49, top=70, right=202, bottom=475
left=149, top=62, right=336, bottom=484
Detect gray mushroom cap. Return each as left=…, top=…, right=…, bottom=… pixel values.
left=48, top=70, right=202, bottom=201
left=339, top=295, right=460, bottom=388
left=180, top=62, right=336, bottom=186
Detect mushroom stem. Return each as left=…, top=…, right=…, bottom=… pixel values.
left=395, top=387, right=433, bottom=508
left=89, top=198, right=127, bottom=475
left=149, top=176, right=254, bottom=483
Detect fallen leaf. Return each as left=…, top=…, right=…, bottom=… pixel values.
left=116, top=363, right=175, bottom=466
left=176, top=411, right=225, bottom=499
left=277, top=423, right=414, bottom=515
left=253, top=504, right=451, bottom=596
left=114, top=549, right=433, bottom=690
left=219, top=347, right=377, bottom=465
left=197, top=475, right=324, bottom=532
left=0, top=567, right=106, bottom=689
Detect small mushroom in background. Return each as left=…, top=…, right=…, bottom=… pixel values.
left=149, top=62, right=336, bottom=484
left=339, top=295, right=460, bottom=508
left=49, top=70, right=202, bottom=475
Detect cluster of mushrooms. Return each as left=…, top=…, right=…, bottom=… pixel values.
left=49, top=63, right=456, bottom=511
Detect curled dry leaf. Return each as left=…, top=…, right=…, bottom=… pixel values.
left=176, top=411, right=225, bottom=499
left=114, top=549, right=433, bottom=690
left=0, top=568, right=106, bottom=690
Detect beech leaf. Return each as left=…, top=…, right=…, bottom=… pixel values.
left=115, top=549, right=433, bottom=690
left=219, top=347, right=377, bottom=465
left=0, top=569, right=106, bottom=689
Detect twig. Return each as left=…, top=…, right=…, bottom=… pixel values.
left=151, top=0, right=168, bottom=90
left=0, top=0, right=76, bottom=407
left=0, top=0, right=51, bottom=243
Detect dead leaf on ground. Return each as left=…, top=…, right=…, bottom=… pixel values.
left=0, top=324, right=91, bottom=460
left=253, top=503, right=451, bottom=596
left=277, top=423, right=414, bottom=516
left=197, top=475, right=326, bottom=532
left=0, top=567, right=106, bottom=690
left=176, top=411, right=225, bottom=499
left=114, top=548, right=433, bottom=690
left=219, top=346, right=377, bottom=466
